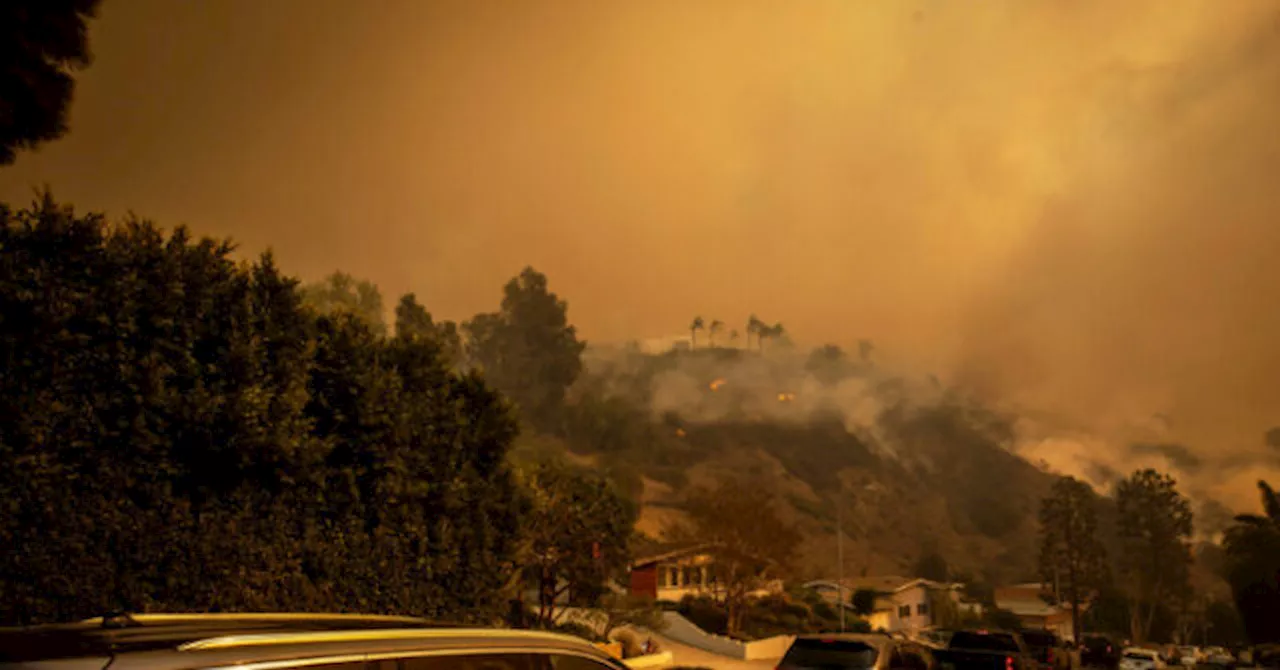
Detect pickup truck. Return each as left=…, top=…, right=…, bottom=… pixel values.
left=931, top=630, right=1035, bottom=670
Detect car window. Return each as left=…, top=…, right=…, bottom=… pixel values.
left=891, top=645, right=932, bottom=670
left=398, top=653, right=542, bottom=670
left=783, top=639, right=880, bottom=669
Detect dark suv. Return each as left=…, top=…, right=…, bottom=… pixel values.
left=1079, top=634, right=1121, bottom=670
left=1018, top=630, right=1072, bottom=670
left=0, top=613, right=628, bottom=670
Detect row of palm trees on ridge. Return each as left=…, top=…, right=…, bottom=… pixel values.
left=688, top=315, right=785, bottom=351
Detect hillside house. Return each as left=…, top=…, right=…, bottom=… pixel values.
left=804, top=576, right=977, bottom=633
left=628, top=544, right=782, bottom=602
left=994, top=583, right=1085, bottom=642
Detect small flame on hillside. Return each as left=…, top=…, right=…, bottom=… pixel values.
left=709, top=378, right=727, bottom=391
left=777, top=392, right=796, bottom=403
left=675, top=428, right=687, bottom=437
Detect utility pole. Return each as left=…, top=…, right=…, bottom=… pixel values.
left=838, top=491, right=846, bottom=632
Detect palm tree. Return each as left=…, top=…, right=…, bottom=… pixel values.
left=746, top=315, right=764, bottom=351
left=708, top=319, right=724, bottom=347
left=1225, top=480, right=1280, bottom=644
left=757, top=322, right=784, bottom=352
left=690, top=316, right=705, bottom=348
left=729, top=329, right=740, bottom=347
left=1234, top=480, right=1280, bottom=527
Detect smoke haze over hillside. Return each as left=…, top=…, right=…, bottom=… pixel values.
left=4, top=1, right=1280, bottom=512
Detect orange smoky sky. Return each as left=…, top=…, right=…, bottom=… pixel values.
left=4, top=0, right=1280, bottom=508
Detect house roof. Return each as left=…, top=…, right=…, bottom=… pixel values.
left=804, top=576, right=963, bottom=594
left=629, top=543, right=719, bottom=569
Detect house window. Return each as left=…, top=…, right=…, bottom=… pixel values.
left=917, top=603, right=929, bottom=616
left=658, top=567, right=669, bottom=588
left=898, top=605, right=911, bottom=618
left=669, top=567, right=680, bottom=586
left=682, top=566, right=693, bottom=586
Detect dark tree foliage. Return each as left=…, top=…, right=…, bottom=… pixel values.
left=300, top=271, right=386, bottom=335
left=1115, top=468, right=1194, bottom=643
left=0, top=196, right=524, bottom=624
left=913, top=551, right=950, bottom=582
left=465, top=267, right=585, bottom=430
left=1039, top=475, right=1108, bottom=642
left=851, top=588, right=878, bottom=616
left=0, top=1, right=102, bottom=165
left=394, top=293, right=462, bottom=367
left=1224, top=480, right=1280, bottom=644
left=673, top=478, right=801, bottom=637
left=516, top=459, right=636, bottom=626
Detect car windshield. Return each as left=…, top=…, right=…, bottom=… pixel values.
left=782, top=639, right=880, bottom=670
left=949, top=633, right=1020, bottom=653
left=1125, top=652, right=1155, bottom=660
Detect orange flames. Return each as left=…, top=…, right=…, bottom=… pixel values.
left=709, top=378, right=727, bottom=391
left=777, top=392, right=796, bottom=402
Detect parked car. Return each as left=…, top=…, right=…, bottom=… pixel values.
left=930, top=630, right=1036, bottom=670
left=778, top=634, right=939, bottom=670
left=1176, top=647, right=1203, bottom=667
left=0, top=612, right=628, bottom=670
left=1081, top=635, right=1122, bottom=669
left=1121, top=648, right=1166, bottom=670
left=1019, top=630, right=1074, bottom=670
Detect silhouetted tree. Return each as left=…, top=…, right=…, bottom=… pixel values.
left=690, top=316, right=704, bottom=348
left=746, top=315, right=764, bottom=350
left=852, top=588, right=878, bottom=616
left=1116, top=468, right=1193, bottom=643
left=394, top=293, right=462, bottom=368
left=1039, top=475, right=1109, bottom=642
left=0, top=1, right=102, bottom=165
left=1224, top=480, right=1280, bottom=644
left=464, top=267, right=585, bottom=430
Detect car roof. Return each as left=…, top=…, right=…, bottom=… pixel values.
left=792, top=634, right=895, bottom=649
left=0, top=614, right=611, bottom=670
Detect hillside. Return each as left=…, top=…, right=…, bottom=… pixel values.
left=528, top=345, right=1060, bottom=584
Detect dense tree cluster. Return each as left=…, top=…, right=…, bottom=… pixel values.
left=0, top=197, right=632, bottom=626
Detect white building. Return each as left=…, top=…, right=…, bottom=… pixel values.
left=804, top=576, right=979, bottom=633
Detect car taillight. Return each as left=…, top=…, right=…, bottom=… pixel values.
left=1006, top=656, right=1015, bottom=670
left=1048, top=649, right=1056, bottom=664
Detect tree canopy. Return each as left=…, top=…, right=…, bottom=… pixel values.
left=1224, top=480, right=1280, bottom=644
left=300, top=270, right=386, bottom=334
left=674, top=478, right=800, bottom=636
left=514, top=458, right=637, bottom=626
left=0, top=1, right=102, bottom=165
left=1039, top=475, right=1109, bottom=642
left=1115, top=468, right=1194, bottom=643
left=0, top=197, right=524, bottom=624
left=465, top=267, right=585, bottom=430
